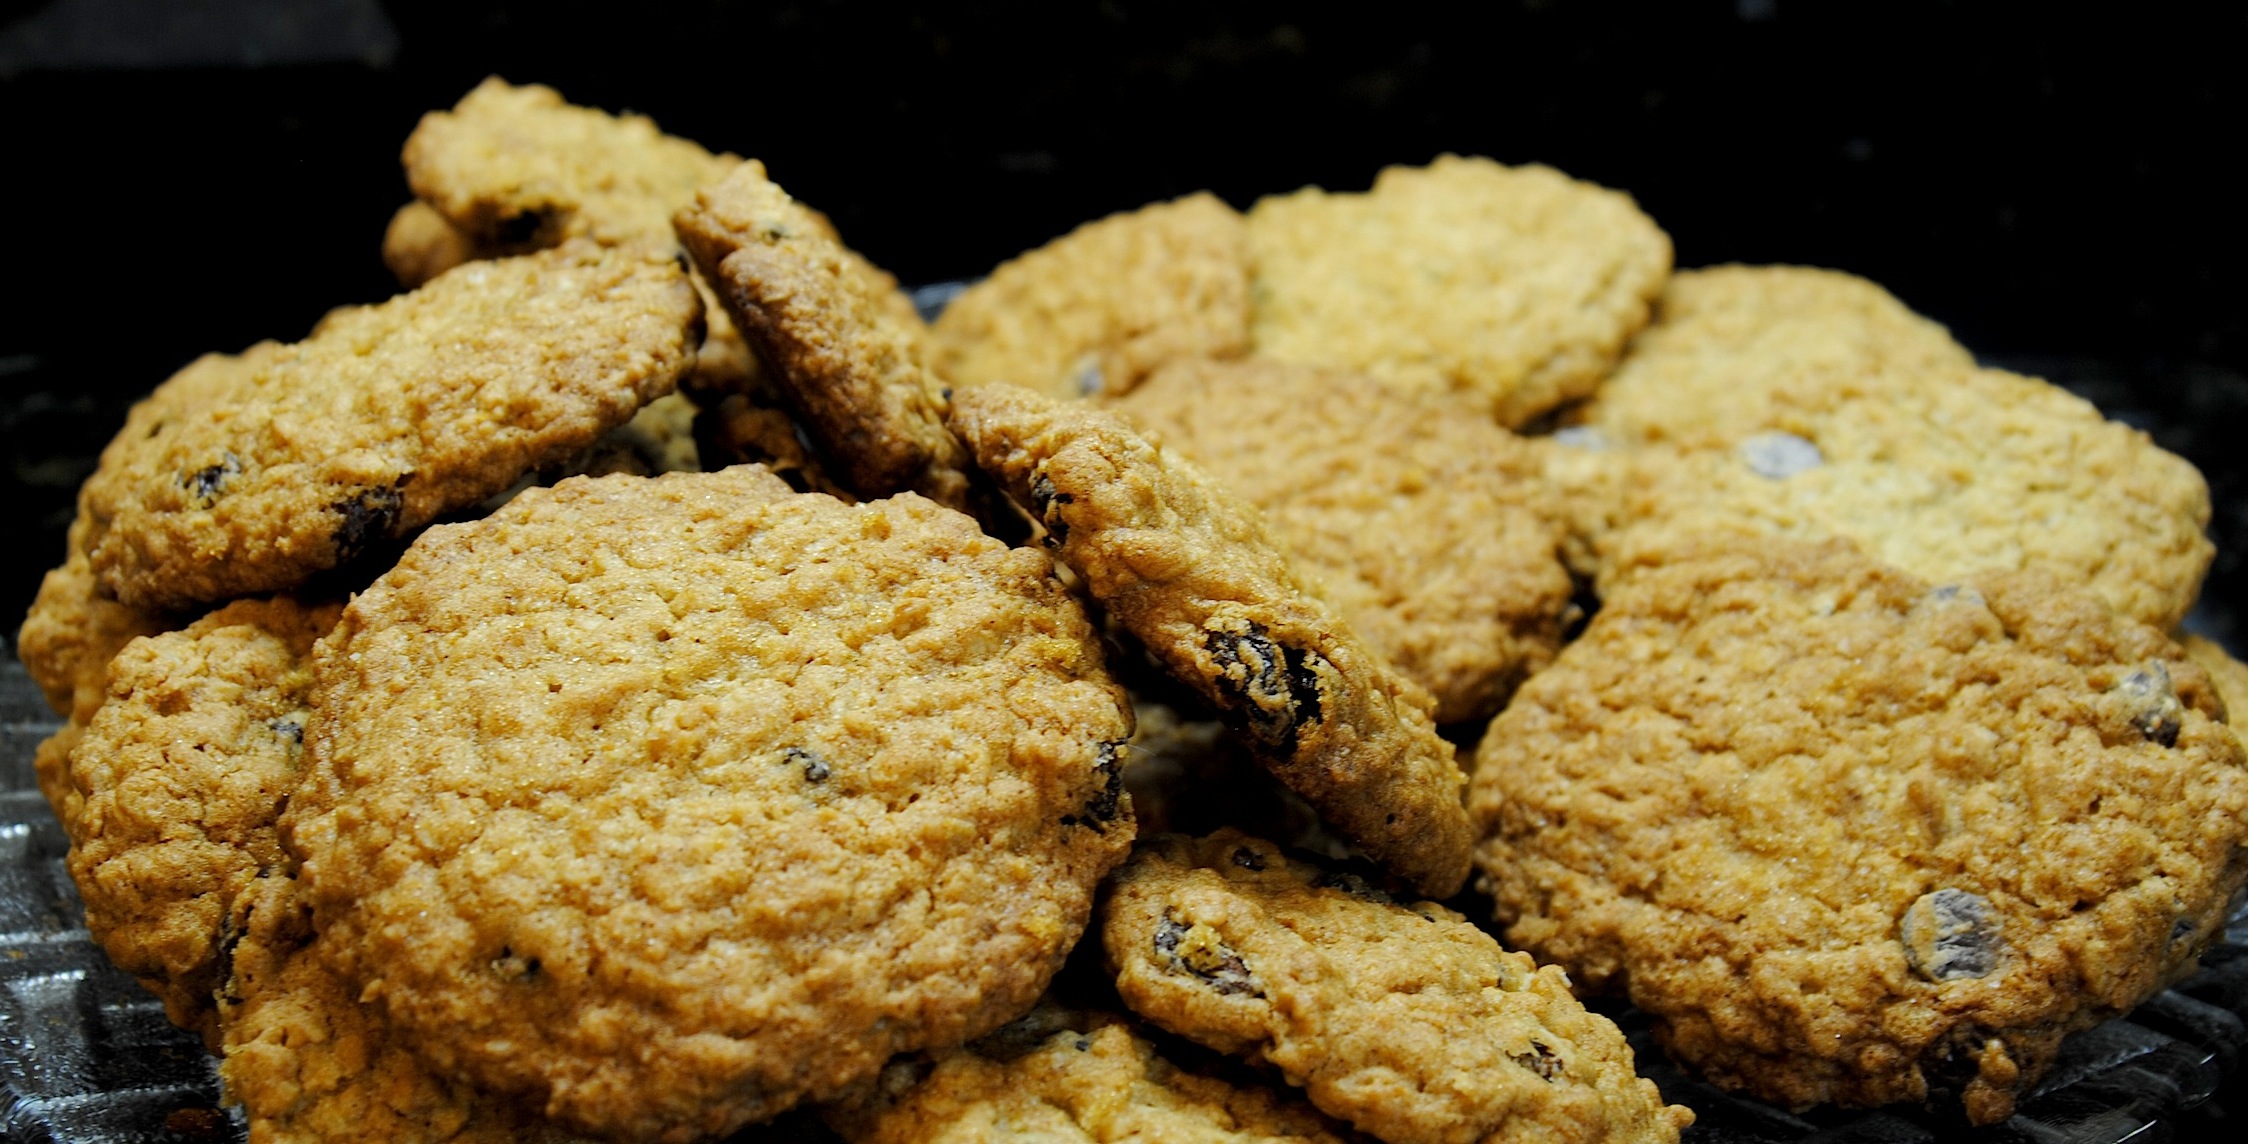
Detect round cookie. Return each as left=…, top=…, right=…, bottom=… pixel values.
left=218, top=874, right=584, bottom=1144
left=1246, top=154, right=1672, bottom=427
left=947, top=383, right=1473, bottom=898
left=931, top=191, right=1251, bottom=399
left=1111, top=357, right=1575, bottom=723
left=826, top=1003, right=1358, bottom=1143
left=64, top=595, right=340, bottom=1042
left=284, top=468, right=1135, bottom=1140
left=1578, top=264, right=1977, bottom=451
left=678, top=162, right=974, bottom=509
left=1470, top=536, right=2248, bottom=1123
left=1582, top=365, right=2213, bottom=630
left=78, top=240, right=702, bottom=611
left=1101, top=831, right=1693, bottom=1144
left=2182, top=634, right=2248, bottom=725
left=382, top=199, right=488, bottom=289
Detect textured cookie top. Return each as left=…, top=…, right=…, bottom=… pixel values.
left=2184, top=635, right=2248, bottom=725
left=1579, top=265, right=1977, bottom=450
left=78, top=241, right=700, bottom=611
left=403, top=77, right=741, bottom=250
left=1470, top=537, right=2248, bottom=1123
left=1582, top=365, right=2213, bottom=629
left=1102, top=832, right=1692, bottom=1144
left=931, top=192, right=1251, bottom=399
left=64, top=596, right=339, bottom=1043
left=18, top=508, right=171, bottom=724
left=828, top=1004, right=1357, bottom=1143
left=677, top=162, right=973, bottom=507
left=219, top=875, right=581, bottom=1144
left=286, top=468, right=1135, bottom=1140
left=1247, top=154, right=1671, bottom=427
left=947, top=384, right=1472, bottom=898
left=1112, top=358, right=1573, bottom=723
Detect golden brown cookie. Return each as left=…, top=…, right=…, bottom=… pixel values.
left=218, top=875, right=582, bottom=1144
left=1579, top=264, right=1977, bottom=450
left=677, top=162, right=974, bottom=508
left=78, top=240, right=701, bottom=611
left=1470, top=536, right=2248, bottom=1123
left=402, top=77, right=740, bottom=252
left=381, top=200, right=488, bottom=289
left=284, top=468, right=1134, bottom=1139
left=931, top=192, right=1251, bottom=399
left=1247, top=154, right=1672, bottom=427
left=947, top=384, right=1472, bottom=898
left=64, top=596, right=340, bottom=1043
left=1102, top=831, right=1692, bottom=1144
left=1122, top=696, right=1350, bottom=861
left=826, top=1003, right=1359, bottom=1143
left=1558, top=266, right=2213, bottom=629
left=1111, top=358, right=1574, bottom=722
left=17, top=513, right=170, bottom=725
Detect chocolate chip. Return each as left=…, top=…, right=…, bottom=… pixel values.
left=331, top=482, right=406, bottom=562
left=1062, top=740, right=1125, bottom=831
left=1204, top=622, right=1324, bottom=754
left=783, top=747, right=830, bottom=783
left=1511, top=1040, right=1563, bottom=1080
left=1739, top=431, right=1823, bottom=479
left=1230, top=847, right=1266, bottom=871
left=181, top=452, right=241, bottom=508
left=1153, top=916, right=1260, bottom=997
left=2112, top=662, right=2184, bottom=747
left=1902, top=889, right=2004, bottom=981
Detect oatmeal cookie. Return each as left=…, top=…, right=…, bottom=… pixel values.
left=78, top=240, right=701, bottom=611
left=1586, top=365, right=2212, bottom=630
left=947, top=385, right=1472, bottom=898
left=1102, top=831, right=1692, bottom=1144
left=693, top=391, right=851, bottom=499
left=827, top=1003, right=1359, bottom=1143
left=285, top=468, right=1134, bottom=1140
left=64, top=596, right=340, bottom=1042
left=1123, top=696, right=1350, bottom=861
left=1111, top=358, right=1573, bottom=722
left=2183, top=634, right=2248, bottom=723
left=382, top=200, right=488, bottom=288
left=1577, top=265, right=1977, bottom=450
left=18, top=512, right=170, bottom=725
left=219, top=875, right=582, bottom=1144
left=1470, top=536, right=2248, bottom=1123
left=677, top=162, right=973, bottom=507
left=1246, top=155, right=1671, bottom=427
left=931, top=192, right=1251, bottom=399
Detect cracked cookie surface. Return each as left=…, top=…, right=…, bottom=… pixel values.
left=948, top=384, right=1471, bottom=898
left=78, top=241, right=701, bottom=611
left=1102, top=831, right=1691, bottom=1144
left=1111, top=358, right=1573, bottom=723
left=285, top=468, right=1134, bottom=1140
left=1246, top=154, right=1671, bottom=427
left=1470, top=536, right=2248, bottom=1123
left=932, top=191, right=1251, bottom=399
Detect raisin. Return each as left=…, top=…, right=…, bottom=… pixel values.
left=268, top=717, right=304, bottom=745
left=1062, top=740, right=1125, bottom=831
left=2112, top=662, right=2184, bottom=747
left=1901, top=889, right=2004, bottom=981
left=1230, top=847, right=1266, bottom=871
left=1204, top=622, right=1324, bottom=754
left=1153, top=916, right=1260, bottom=997
left=1738, top=431, right=1823, bottom=479
left=1028, top=470, right=1074, bottom=544
left=331, top=482, right=406, bottom=562
left=1511, top=1040, right=1563, bottom=1080
left=181, top=452, right=241, bottom=508
left=784, top=746, right=831, bottom=783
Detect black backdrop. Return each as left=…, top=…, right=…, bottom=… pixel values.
left=3, top=0, right=2245, bottom=630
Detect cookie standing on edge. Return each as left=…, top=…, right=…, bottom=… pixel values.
left=826, top=1003, right=1362, bottom=1143
left=61, top=597, right=339, bottom=1043
left=677, top=162, right=975, bottom=509
left=1247, top=154, right=1672, bottom=427
left=947, top=384, right=1473, bottom=898
left=931, top=192, right=1252, bottom=399
left=1102, top=831, right=1693, bottom=1144
left=1111, top=358, right=1574, bottom=723
left=285, top=468, right=1135, bottom=1140
left=77, top=240, right=702, bottom=612
left=1471, top=536, right=2248, bottom=1123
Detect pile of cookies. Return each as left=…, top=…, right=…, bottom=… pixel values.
left=15, top=76, right=2247, bottom=1143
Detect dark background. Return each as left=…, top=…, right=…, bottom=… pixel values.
left=0, top=3, right=2245, bottom=1139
